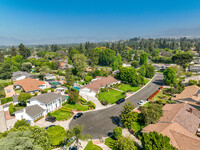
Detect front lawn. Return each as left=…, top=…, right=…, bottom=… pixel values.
left=15, top=89, right=21, bottom=94
left=84, top=141, right=102, bottom=150
left=105, top=137, right=117, bottom=150
left=144, top=78, right=150, bottom=84
left=118, top=84, right=140, bottom=92
left=63, top=103, right=89, bottom=111
left=151, top=89, right=171, bottom=103
left=98, top=90, right=125, bottom=104
left=51, top=109, right=72, bottom=121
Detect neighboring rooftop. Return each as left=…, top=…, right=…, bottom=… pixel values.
left=81, top=76, right=119, bottom=93
left=12, top=95, right=19, bottom=103
left=14, top=78, right=46, bottom=92
left=12, top=71, right=32, bottom=81
left=28, top=92, right=66, bottom=105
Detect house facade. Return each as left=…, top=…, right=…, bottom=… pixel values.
left=14, top=93, right=67, bottom=121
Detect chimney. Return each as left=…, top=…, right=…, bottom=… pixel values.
left=189, top=108, right=193, bottom=113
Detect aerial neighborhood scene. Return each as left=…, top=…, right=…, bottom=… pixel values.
left=1, top=0, right=200, bottom=150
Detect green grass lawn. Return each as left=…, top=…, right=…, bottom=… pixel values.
left=63, top=103, right=89, bottom=111
left=84, top=141, right=102, bottom=150
left=105, top=137, right=117, bottom=150
left=15, top=106, right=26, bottom=111
left=0, top=79, right=10, bottom=84
left=151, top=89, right=171, bottom=103
left=15, top=89, right=21, bottom=94
left=51, top=109, right=72, bottom=121
left=144, top=78, right=150, bottom=84
left=98, top=90, right=125, bottom=104
left=117, top=84, right=140, bottom=92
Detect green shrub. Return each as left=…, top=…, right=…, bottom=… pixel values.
left=188, top=79, right=197, bottom=85
left=34, top=92, right=38, bottom=96
left=113, top=127, right=122, bottom=140
left=1, top=97, right=13, bottom=104
left=81, top=98, right=88, bottom=105
left=47, top=112, right=52, bottom=116
left=9, top=103, right=16, bottom=115
left=18, top=92, right=32, bottom=104
left=105, top=137, right=117, bottom=149
left=65, top=90, right=68, bottom=94
left=51, top=89, right=54, bottom=92
left=41, top=90, right=47, bottom=94
left=88, top=101, right=96, bottom=109
left=101, top=100, right=108, bottom=105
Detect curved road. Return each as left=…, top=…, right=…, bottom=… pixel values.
left=69, top=74, right=164, bottom=138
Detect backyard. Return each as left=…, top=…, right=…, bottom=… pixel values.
left=98, top=90, right=125, bottom=104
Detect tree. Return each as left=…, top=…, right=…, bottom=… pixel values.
left=21, top=62, right=32, bottom=72
left=78, top=43, right=85, bottom=54
left=145, top=64, right=155, bottom=78
left=98, top=48, right=116, bottom=66
left=84, top=75, right=93, bottom=83
left=141, top=104, right=163, bottom=126
left=88, top=48, right=100, bottom=68
left=67, top=125, right=91, bottom=147
left=113, top=127, right=122, bottom=140
left=139, top=65, right=146, bottom=77
left=19, top=43, right=30, bottom=59
left=141, top=131, right=177, bottom=150
left=11, top=46, right=17, bottom=56
left=131, top=61, right=139, bottom=68
left=171, top=53, right=193, bottom=69
left=163, top=67, right=177, bottom=85
left=14, top=119, right=30, bottom=129
left=140, top=53, right=148, bottom=65
left=52, top=60, right=60, bottom=70
left=18, top=92, right=32, bottom=104
left=69, top=49, right=79, bottom=60
left=116, top=136, right=137, bottom=150
left=69, top=90, right=79, bottom=104
left=112, top=61, right=119, bottom=71
left=39, top=66, right=50, bottom=80
left=134, top=51, right=139, bottom=61
left=72, top=54, right=87, bottom=77
left=50, top=44, right=59, bottom=52
left=0, top=63, right=12, bottom=79
left=120, top=102, right=138, bottom=128
left=0, top=51, right=4, bottom=63
left=9, top=103, right=16, bottom=115
left=47, top=125, right=66, bottom=146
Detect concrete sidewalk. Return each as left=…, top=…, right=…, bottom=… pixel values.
left=0, top=105, right=7, bottom=133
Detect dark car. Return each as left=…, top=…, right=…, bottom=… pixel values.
left=45, top=125, right=55, bottom=130
left=45, top=116, right=56, bottom=122
left=73, top=113, right=83, bottom=119
left=116, top=98, right=125, bottom=104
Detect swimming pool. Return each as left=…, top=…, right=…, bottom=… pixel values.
left=73, top=87, right=80, bottom=91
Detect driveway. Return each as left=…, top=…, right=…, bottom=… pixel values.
left=69, top=74, right=164, bottom=138
left=0, top=105, right=7, bottom=132
left=81, top=95, right=105, bottom=110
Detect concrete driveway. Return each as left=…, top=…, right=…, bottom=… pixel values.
left=69, top=74, right=164, bottom=138
left=0, top=105, right=7, bottom=132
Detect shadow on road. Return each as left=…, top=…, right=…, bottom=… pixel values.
left=152, top=79, right=164, bottom=86
left=110, top=116, right=121, bottom=126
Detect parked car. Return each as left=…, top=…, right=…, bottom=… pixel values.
left=45, top=125, right=55, bottom=130
left=138, top=100, right=146, bottom=105
left=73, top=113, right=83, bottom=119
left=45, top=116, right=56, bottom=122
left=116, top=98, right=125, bottom=104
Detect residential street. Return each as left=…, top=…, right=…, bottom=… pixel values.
left=69, top=74, right=164, bottom=138
left=0, top=105, right=7, bottom=133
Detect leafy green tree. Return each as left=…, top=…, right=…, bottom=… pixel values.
left=19, top=43, right=30, bottom=58
left=116, top=136, right=137, bottom=150
left=21, top=62, right=32, bottom=72
left=14, top=119, right=30, bottom=129
left=145, top=64, right=155, bottom=78
left=72, top=54, right=87, bottom=77
left=112, top=61, right=119, bottom=71
left=88, top=48, right=100, bottom=68
left=67, top=125, right=91, bottom=147
left=120, top=102, right=138, bottom=128
left=69, top=49, right=79, bottom=60
left=50, top=44, right=59, bottom=52
left=140, top=53, right=148, bottom=65
left=52, top=60, right=60, bottom=70
left=131, top=61, right=139, bottom=68
left=188, top=79, right=197, bottom=85
left=65, top=66, right=74, bottom=87
left=47, top=125, right=66, bottom=146
left=69, top=90, right=79, bottom=104
left=9, top=103, right=16, bottom=115
left=113, top=127, right=122, bottom=140
left=134, top=51, right=139, bottom=61
left=139, top=65, right=146, bottom=77
left=115, top=54, right=123, bottom=66
left=0, top=51, right=4, bottom=63
left=119, top=67, right=137, bottom=83
left=84, top=75, right=93, bottom=83
left=18, top=92, right=32, bottom=104
left=39, top=66, right=50, bottom=80
left=141, top=104, right=163, bottom=126
left=11, top=46, right=17, bottom=56
left=163, top=67, right=177, bottom=85
left=171, top=53, right=193, bottom=69
left=141, top=131, right=177, bottom=150
left=99, top=48, right=116, bottom=66
left=0, top=63, right=12, bottom=79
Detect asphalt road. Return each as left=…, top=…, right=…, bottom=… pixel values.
left=69, top=74, right=164, bottom=138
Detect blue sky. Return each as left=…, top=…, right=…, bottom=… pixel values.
left=1, top=0, right=200, bottom=42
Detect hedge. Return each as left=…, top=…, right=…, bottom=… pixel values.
left=88, top=101, right=96, bottom=109
left=1, top=97, right=13, bottom=104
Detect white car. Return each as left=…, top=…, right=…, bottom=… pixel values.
left=138, top=100, right=146, bottom=105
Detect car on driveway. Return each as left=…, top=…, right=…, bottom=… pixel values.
left=116, top=98, right=125, bottom=104
left=45, top=125, right=55, bottom=130
left=73, top=113, right=83, bottom=119
left=138, top=100, right=146, bottom=105
left=45, top=116, right=56, bottom=122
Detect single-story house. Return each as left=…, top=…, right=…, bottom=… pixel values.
left=44, top=74, right=56, bottom=81
left=79, top=76, right=120, bottom=98
left=172, top=85, right=200, bottom=106
left=152, top=63, right=176, bottom=71
left=12, top=71, right=33, bottom=81
left=142, top=103, right=200, bottom=150
left=14, top=78, right=47, bottom=94
left=14, top=93, right=67, bottom=121
left=56, top=86, right=67, bottom=95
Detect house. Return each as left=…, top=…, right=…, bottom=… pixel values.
left=14, top=93, right=67, bottom=121
left=79, top=76, right=120, bottom=98
left=142, top=103, right=200, bottom=150
left=172, top=85, right=200, bottom=106
left=44, top=73, right=56, bottom=81
left=14, top=78, right=47, bottom=94
left=56, top=86, right=67, bottom=95
left=189, top=65, right=200, bottom=72
left=122, top=63, right=131, bottom=67
left=12, top=71, right=33, bottom=81
left=152, top=63, right=176, bottom=71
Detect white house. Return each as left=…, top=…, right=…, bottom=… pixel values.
left=14, top=93, right=67, bottom=121
left=79, top=76, right=120, bottom=99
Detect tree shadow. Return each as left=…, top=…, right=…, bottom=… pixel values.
left=110, top=116, right=121, bottom=126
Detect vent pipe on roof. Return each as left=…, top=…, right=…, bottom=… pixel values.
left=189, top=108, right=193, bottom=113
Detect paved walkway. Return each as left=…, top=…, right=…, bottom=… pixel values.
left=122, top=129, right=142, bottom=148
left=81, top=95, right=105, bottom=110
left=0, top=105, right=7, bottom=132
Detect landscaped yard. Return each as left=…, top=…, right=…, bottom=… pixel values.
left=51, top=109, right=72, bottom=121
left=117, top=84, right=140, bottom=92
left=14, top=89, right=21, bottom=94
left=105, top=137, right=117, bottom=150
left=151, top=89, right=171, bottom=103
left=84, top=141, right=102, bottom=150
left=98, top=90, right=125, bottom=104
left=63, top=103, right=89, bottom=111
left=0, top=79, right=10, bottom=84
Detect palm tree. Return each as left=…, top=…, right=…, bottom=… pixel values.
left=67, top=125, right=91, bottom=149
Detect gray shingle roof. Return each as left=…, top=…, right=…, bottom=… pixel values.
left=12, top=95, right=19, bottom=103
left=25, top=105, right=45, bottom=118
left=12, top=71, right=32, bottom=81
left=28, top=93, right=66, bottom=105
